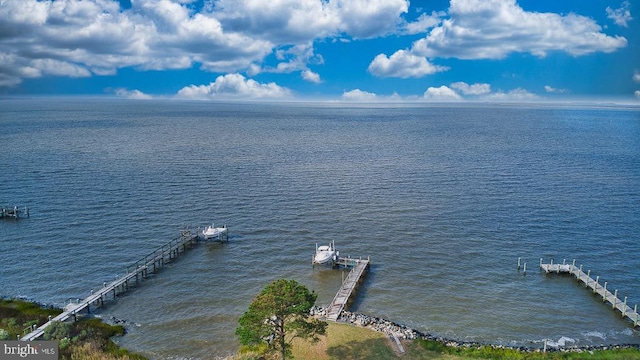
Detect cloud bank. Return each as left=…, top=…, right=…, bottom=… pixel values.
left=370, top=0, right=628, bottom=80
left=342, top=82, right=536, bottom=102
left=0, top=0, right=631, bottom=101
left=414, top=0, right=627, bottom=59
left=0, top=0, right=410, bottom=87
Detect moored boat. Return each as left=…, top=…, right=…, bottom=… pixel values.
left=201, top=223, right=228, bottom=240
left=313, top=240, right=338, bottom=265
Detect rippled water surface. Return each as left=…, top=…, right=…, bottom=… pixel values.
left=2, top=99, right=640, bottom=358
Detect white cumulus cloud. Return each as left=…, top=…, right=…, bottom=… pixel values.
left=403, top=11, right=445, bottom=35
left=0, top=0, right=274, bottom=86
left=214, top=0, right=409, bottom=41
left=331, top=0, right=409, bottom=38
left=635, top=90, right=640, bottom=99
left=30, top=59, right=92, bottom=78
left=606, top=1, right=633, bottom=27
left=115, top=88, right=153, bottom=99
left=259, top=43, right=324, bottom=75
left=411, top=0, right=627, bottom=59
left=0, top=0, right=412, bottom=87
left=544, top=85, right=568, bottom=94
left=633, top=71, right=640, bottom=83
left=301, top=70, right=322, bottom=83
left=450, top=82, right=491, bottom=95
left=420, top=83, right=538, bottom=102
left=368, top=50, right=448, bottom=78
left=482, top=88, right=537, bottom=101
left=176, top=73, right=291, bottom=99
left=342, top=89, right=377, bottom=101
left=423, top=85, right=461, bottom=101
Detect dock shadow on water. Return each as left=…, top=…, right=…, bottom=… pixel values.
left=345, top=263, right=378, bottom=312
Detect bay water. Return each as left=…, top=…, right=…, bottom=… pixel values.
left=1, top=99, right=639, bottom=358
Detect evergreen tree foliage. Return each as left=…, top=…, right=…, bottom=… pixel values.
left=236, top=279, right=327, bottom=360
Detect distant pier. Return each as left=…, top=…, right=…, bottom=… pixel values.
left=1, top=205, right=29, bottom=219
left=326, top=256, right=370, bottom=321
left=20, top=226, right=227, bottom=341
left=540, top=258, right=639, bottom=328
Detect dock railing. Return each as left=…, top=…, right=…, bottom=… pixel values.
left=539, top=258, right=639, bottom=328
left=20, top=228, right=203, bottom=341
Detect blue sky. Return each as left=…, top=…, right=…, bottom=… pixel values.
left=1, top=0, right=639, bottom=102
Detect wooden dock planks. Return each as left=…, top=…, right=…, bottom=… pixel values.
left=327, top=258, right=370, bottom=321
left=20, top=231, right=200, bottom=341
left=540, top=260, right=639, bottom=328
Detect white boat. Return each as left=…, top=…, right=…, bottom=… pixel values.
left=313, top=240, right=338, bottom=265
left=201, top=223, right=228, bottom=240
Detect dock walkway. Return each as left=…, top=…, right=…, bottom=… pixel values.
left=540, top=259, right=639, bottom=328
left=326, top=257, right=370, bottom=321
left=20, top=230, right=202, bottom=341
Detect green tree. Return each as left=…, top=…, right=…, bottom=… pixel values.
left=236, top=279, right=327, bottom=360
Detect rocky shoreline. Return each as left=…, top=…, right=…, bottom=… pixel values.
left=310, top=306, right=640, bottom=353
left=5, top=296, right=639, bottom=355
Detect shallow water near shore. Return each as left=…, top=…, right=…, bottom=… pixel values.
left=1, top=99, right=639, bottom=359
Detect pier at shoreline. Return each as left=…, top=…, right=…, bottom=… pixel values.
left=324, top=256, right=370, bottom=322
left=20, top=227, right=226, bottom=341
left=540, top=258, right=639, bottom=328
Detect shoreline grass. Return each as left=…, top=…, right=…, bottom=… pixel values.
left=0, top=299, right=145, bottom=360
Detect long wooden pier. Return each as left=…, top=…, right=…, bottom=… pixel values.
left=326, top=256, right=370, bottom=321
left=20, top=229, right=206, bottom=341
left=540, top=258, right=639, bottom=328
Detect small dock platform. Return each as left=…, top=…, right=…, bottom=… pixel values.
left=1, top=205, right=29, bottom=219
left=326, top=256, right=370, bottom=321
left=20, top=227, right=218, bottom=341
left=540, top=259, right=639, bottom=328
